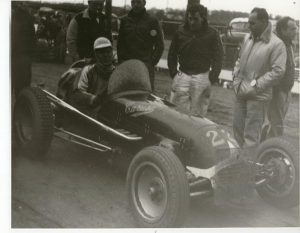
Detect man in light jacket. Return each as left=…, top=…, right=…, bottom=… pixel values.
left=232, top=8, right=286, bottom=149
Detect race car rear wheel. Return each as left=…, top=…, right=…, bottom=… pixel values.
left=127, top=146, right=189, bottom=228
left=255, top=137, right=299, bottom=208
left=13, top=87, right=54, bottom=159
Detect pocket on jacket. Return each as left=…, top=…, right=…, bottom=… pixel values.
left=237, top=80, right=257, bottom=99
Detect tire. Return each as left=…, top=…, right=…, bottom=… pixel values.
left=127, top=146, right=189, bottom=228
left=13, top=87, right=54, bottom=159
left=255, top=137, right=299, bottom=208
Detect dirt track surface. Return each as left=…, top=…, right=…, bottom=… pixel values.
left=12, top=62, right=300, bottom=228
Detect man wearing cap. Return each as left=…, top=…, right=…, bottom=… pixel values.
left=66, top=0, right=112, bottom=62
left=117, top=0, right=164, bottom=91
left=70, top=37, right=114, bottom=113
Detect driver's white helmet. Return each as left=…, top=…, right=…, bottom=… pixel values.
left=93, top=37, right=112, bottom=50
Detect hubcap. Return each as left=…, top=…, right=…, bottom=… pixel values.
left=148, top=177, right=164, bottom=203
left=131, top=162, right=167, bottom=222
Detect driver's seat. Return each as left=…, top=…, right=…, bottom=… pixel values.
left=70, top=58, right=94, bottom=69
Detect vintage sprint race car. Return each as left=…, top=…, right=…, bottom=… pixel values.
left=13, top=60, right=299, bottom=227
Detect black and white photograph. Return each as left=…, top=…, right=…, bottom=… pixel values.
left=3, top=0, right=300, bottom=230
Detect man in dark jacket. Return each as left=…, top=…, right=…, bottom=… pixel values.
left=117, top=0, right=164, bottom=91
left=66, top=0, right=112, bottom=62
left=11, top=2, right=36, bottom=97
left=168, top=4, right=223, bottom=116
left=265, top=17, right=298, bottom=138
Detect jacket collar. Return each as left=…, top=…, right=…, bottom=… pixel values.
left=184, top=18, right=208, bottom=34
left=250, top=21, right=272, bottom=43
left=128, top=8, right=147, bottom=18
left=82, top=8, right=105, bottom=20
left=276, top=32, right=294, bottom=47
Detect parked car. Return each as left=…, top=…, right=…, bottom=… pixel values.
left=13, top=60, right=299, bottom=227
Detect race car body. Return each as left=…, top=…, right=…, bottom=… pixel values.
left=13, top=60, right=299, bottom=228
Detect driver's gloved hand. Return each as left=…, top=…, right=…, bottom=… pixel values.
left=91, top=91, right=107, bottom=107
left=91, top=94, right=103, bottom=107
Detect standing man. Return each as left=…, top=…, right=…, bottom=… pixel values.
left=232, top=8, right=286, bottom=149
left=66, top=0, right=112, bottom=62
left=11, top=1, right=36, bottom=97
left=265, top=17, right=298, bottom=138
left=117, top=0, right=164, bottom=91
left=168, top=4, right=223, bottom=116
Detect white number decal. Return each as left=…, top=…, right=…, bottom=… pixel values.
left=220, top=129, right=239, bottom=147
left=206, top=130, right=225, bottom=147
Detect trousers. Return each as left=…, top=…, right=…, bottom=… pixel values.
left=266, top=88, right=291, bottom=138
left=233, top=97, right=269, bottom=149
left=170, top=71, right=211, bottom=116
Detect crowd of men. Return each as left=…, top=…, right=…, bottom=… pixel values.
left=35, top=9, right=71, bottom=62
left=12, top=0, right=298, bottom=154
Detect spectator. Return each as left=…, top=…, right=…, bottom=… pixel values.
left=117, top=0, right=164, bottom=91
left=50, top=12, right=67, bottom=63
left=264, top=17, right=298, bottom=138
left=36, top=17, right=49, bottom=40
left=66, top=0, right=112, bottom=62
left=232, top=8, right=286, bottom=149
left=70, top=37, right=114, bottom=114
left=11, top=1, right=36, bottom=97
left=168, top=4, right=223, bottom=116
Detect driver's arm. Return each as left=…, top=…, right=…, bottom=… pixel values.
left=71, top=66, right=96, bottom=106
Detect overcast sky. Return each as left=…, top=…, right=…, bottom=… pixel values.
left=25, top=0, right=300, bottom=19
left=130, top=0, right=299, bottom=18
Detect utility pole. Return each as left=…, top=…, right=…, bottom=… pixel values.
left=187, top=0, right=200, bottom=8
left=105, top=0, right=112, bottom=41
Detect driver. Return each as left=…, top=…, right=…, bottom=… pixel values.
left=70, top=37, right=114, bottom=112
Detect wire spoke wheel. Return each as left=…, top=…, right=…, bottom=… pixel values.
left=255, top=137, right=299, bottom=208
left=257, top=148, right=296, bottom=196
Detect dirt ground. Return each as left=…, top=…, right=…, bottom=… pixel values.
left=11, top=62, right=300, bottom=228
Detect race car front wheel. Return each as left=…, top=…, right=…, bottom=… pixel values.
left=255, top=137, right=299, bottom=208
left=13, top=87, right=54, bottom=159
left=127, top=146, right=189, bottom=228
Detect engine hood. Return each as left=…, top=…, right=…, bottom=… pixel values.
left=116, top=94, right=216, bottom=139
left=100, top=94, right=240, bottom=170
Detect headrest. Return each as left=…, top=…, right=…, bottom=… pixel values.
left=107, top=59, right=151, bottom=96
